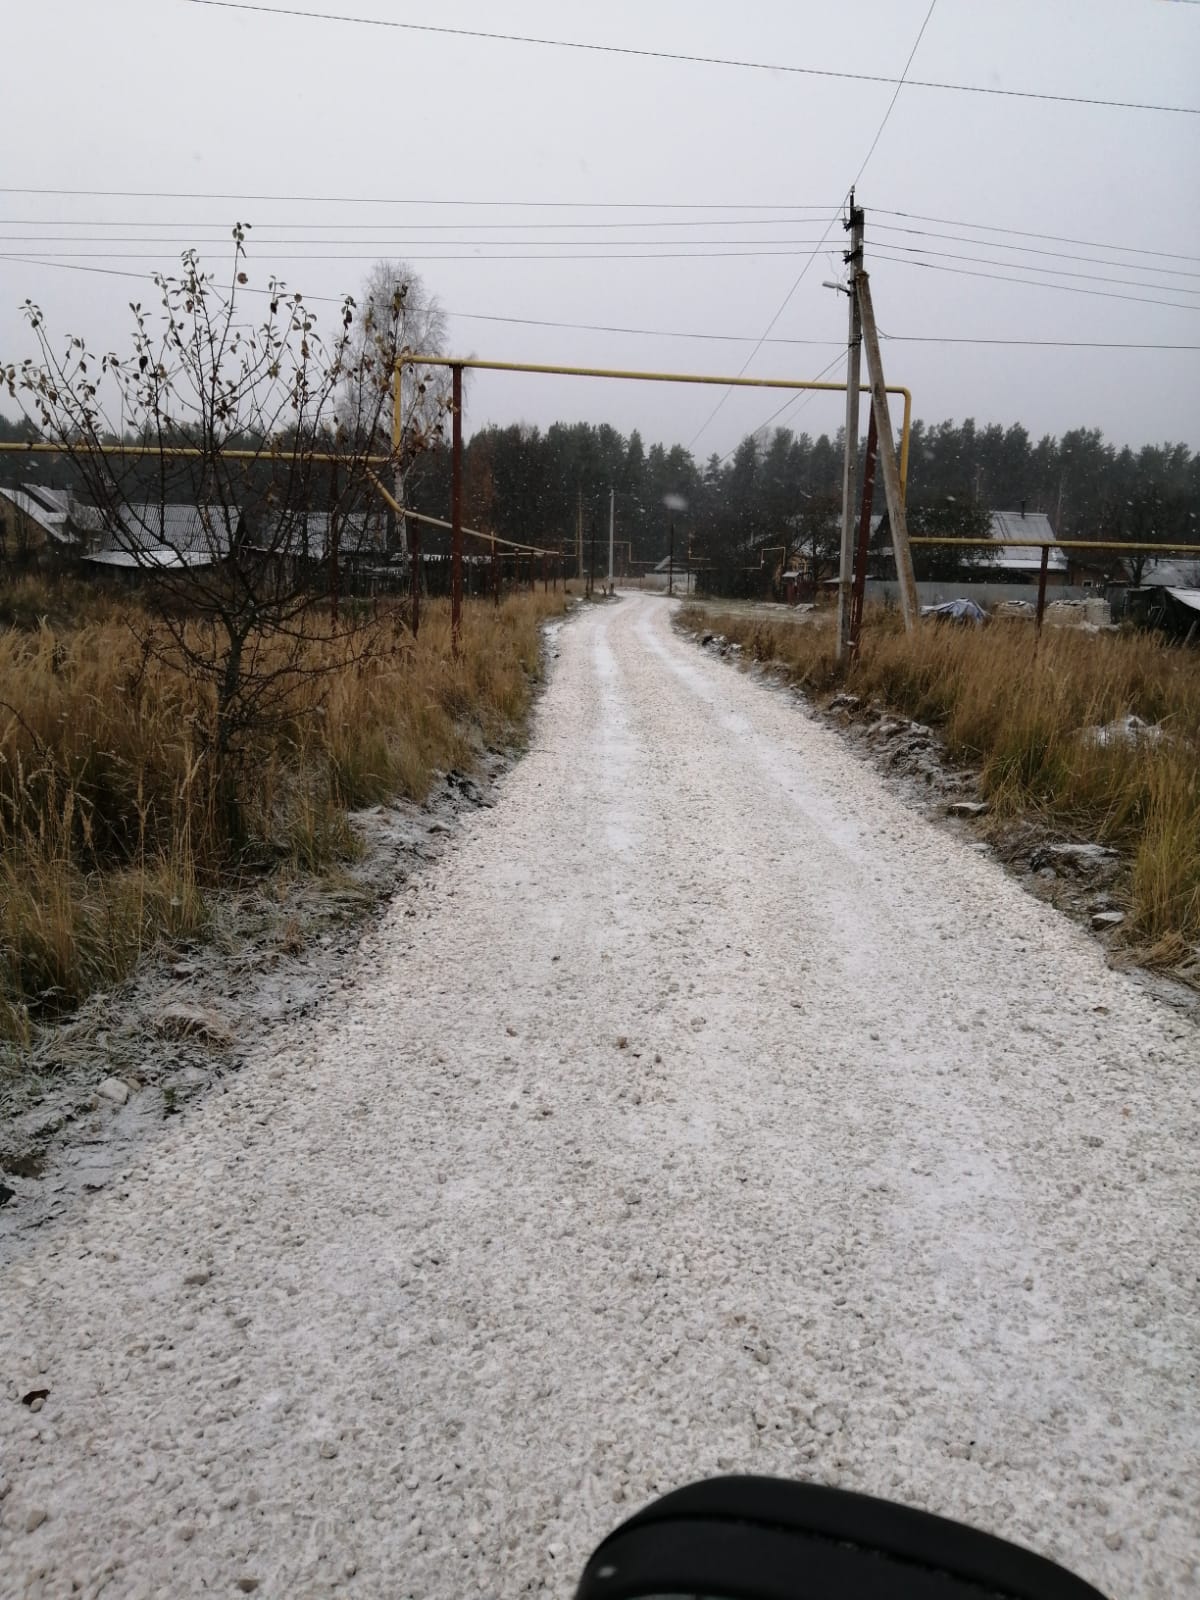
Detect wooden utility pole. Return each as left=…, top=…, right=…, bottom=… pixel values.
left=835, top=193, right=864, bottom=662
left=855, top=270, right=919, bottom=630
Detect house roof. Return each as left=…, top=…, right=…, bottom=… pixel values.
left=1167, top=588, right=1200, bottom=614
left=248, top=509, right=383, bottom=560
left=114, top=502, right=240, bottom=558
left=1141, top=556, right=1200, bottom=588
left=988, top=510, right=1068, bottom=572
left=0, top=486, right=70, bottom=543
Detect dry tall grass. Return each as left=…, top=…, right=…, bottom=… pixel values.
left=0, top=577, right=565, bottom=1037
left=680, top=605, right=1200, bottom=967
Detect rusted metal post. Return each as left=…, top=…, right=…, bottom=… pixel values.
left=409, top=515, right=421, bottom=638
left=1036, top=544, right=1049, bottom=634
left=450, top=363, right=464, bottom=653
left=850, top=407, right=878, bottom=655
left=328, top=460, right=340, bottom=626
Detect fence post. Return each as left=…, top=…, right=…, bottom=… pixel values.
left=1036, top=545, right=1049, bottom=635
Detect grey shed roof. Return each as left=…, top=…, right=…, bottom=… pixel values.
left=988, top=510, right=1067, bottom=573
left=249, top=509, right=384, bottom=560
left=86, top=502, right=241, bottom=569
left=1141, top=556, right=1200, bottom=588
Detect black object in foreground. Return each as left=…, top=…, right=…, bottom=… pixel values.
left=575, top=1476, right=1108, bottom=1600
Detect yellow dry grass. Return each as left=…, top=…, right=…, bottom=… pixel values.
left=0, top=576, right=565, bottom=1036
left=680, top=605, right=1200, bottom=968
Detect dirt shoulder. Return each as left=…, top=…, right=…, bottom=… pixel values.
left=680, top=617, right=1200, bottom=1021
left=0, top=617, right=573, bottom=1243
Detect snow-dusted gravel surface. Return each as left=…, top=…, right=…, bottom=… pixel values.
left=3, top=593, right=1198, bottom=1599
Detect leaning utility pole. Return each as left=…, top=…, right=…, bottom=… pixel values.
left=855, top=270, right=919, bottom=629
left=835, top=192, right=865, bottom=663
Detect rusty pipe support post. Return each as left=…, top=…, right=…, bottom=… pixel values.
left=1036, top=545, right=1050, bottom=635
left=450, top=364, right=464, bottom=654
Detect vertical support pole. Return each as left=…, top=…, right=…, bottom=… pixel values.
left=409, top=515, right=422, bottom=638
left=668, top=514, right=675, bottom=597
left=543, top=552, right=548, bottom=593
left=589, top=517, right=597, bottom=598
left=492, top=535, right=499, bottom=609
left=836, top=194, right=864, bottom=662
left=856, top=269, right=919, bottom=630
left=328, top=460, right=340, bottom=626
left=850, top=407, right=878, bottom=654
left=450, top=363, right=463, bottom=653
left=1036, top=544, right=1049, bottom=634
left=608, top=487, right=615, bottom=594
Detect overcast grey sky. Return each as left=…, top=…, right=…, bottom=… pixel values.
left=2, top=0, right=1198, bottom=459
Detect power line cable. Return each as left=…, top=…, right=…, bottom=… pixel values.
left=868, top=222, right=1200, bottom=279
left=870, top=240, right=1200, bottom=295
left=699, top=2, right=937, bottom=450
left=0, top=247, right=844, bottom=263
left=851, top=0, right=938, bottom=186
left=870, top=250, right=1200, bottom=310
left=715, top=354, right=850, bottom=465
left=6, top=188, right=1197, bottom=263
left=0, top=186, right=840, bottom=210
left=0, top=215, right=838, bottom=232
left=4, top=255, right=1198, bottom=349
left=873, top=208, right=1200, bottom=264
left=179, top=0, right=1200, bottom=115
left=0, top=235, right=855, bottom=250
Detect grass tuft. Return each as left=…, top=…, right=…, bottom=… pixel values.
left=681, top=605, right=1200, bottom=967
left=0, top=583, right=565, bottom=1034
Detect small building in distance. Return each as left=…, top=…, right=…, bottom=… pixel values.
left=985, top=510, right=1069, bottom=587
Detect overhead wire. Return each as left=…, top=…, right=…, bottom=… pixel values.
left=0, top=247, right=844, bottom=263
left=0, top=237, right=850, bottom=250
left=0, top=186, right=841, bottom=209
left=867, top=239, right=1200, bottom=295
left=705, top=0, right=936, bottom=448
left=850, top=0, right=939, bottom=188
left=0, top=215, right=840, bottom=232
left=868, top=251, right=1200, bottom=311
left=872, top=208, right=1200, bottom=265
left=867, top=222, right=1200, bottom=279
left=179, top=0, right=1200, bottom=115
left=3, top=255, right=1197, bottom=349
left=715, top=353, right=850, bottom=465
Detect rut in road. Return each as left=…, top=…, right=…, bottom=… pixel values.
left=2, top=593, right=1197, bottom=1599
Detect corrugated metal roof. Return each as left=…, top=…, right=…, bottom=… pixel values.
left=1143, top=557, right=1200, bottom=588
left=112, top=502, right=240, bottom=558
left=988, top=510, right=1068, bottom=572
left=250, top=509, right=384, bottom=560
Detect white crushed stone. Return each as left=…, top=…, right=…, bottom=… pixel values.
left=1, top=593, right=1198, bottom=1598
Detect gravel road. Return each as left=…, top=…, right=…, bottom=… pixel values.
left=2, top=593, right=1197, bottom=1598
